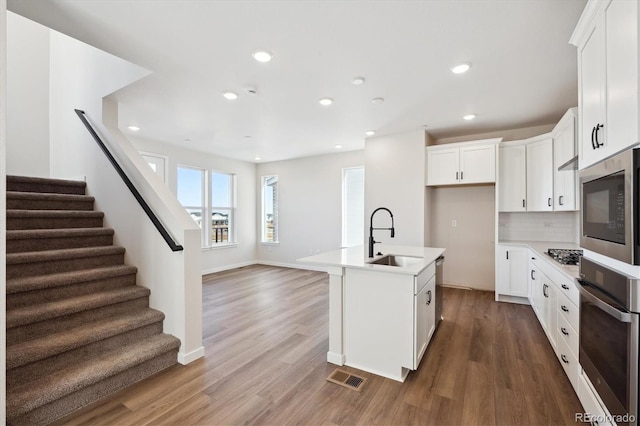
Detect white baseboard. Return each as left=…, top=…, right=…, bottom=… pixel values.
left=201, top=260, right=258, bottom=276
left=258, top=260, right=327, bottom=272
left=327, top=351, right=345, bottom=366
left=178, top=346, right=205, bottom=365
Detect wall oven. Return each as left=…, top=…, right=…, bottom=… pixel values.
left=580, top=147, right=640, bottom=265
left=578, top=257, right=639, bottom=425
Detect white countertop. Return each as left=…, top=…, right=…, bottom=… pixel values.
left=499, top=240, right=580, bottom=280
left=298, top=244, right=445, bottom=275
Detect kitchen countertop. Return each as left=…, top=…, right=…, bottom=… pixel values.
left=499, top=240, right=580, bottom=280
left=298, top=244, right=445, bottom=276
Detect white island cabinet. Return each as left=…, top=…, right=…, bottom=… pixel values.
left=298, top=245, right=445, bottom=382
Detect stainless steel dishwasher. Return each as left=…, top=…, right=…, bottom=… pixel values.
left=435, top=256, right=444, bottom=327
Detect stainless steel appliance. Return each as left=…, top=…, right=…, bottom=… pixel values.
left=435, top=256, right=444, bottom=328
left=578, top=257, right=640, bottom=425
left=546, top=248, right=583, bottom=265
left=580, top=147, right=640, bottom=264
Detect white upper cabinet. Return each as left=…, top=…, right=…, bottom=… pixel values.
left=498, top=144, right=527, bottom=212
left=571, top=0, right=639, bottom=169
left=526, top=138, right=554, bottom=212
left=552, top=108, right=578, bottom=211
left=426, top=138, right=500, bottom=186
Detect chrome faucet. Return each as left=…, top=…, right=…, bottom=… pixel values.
left=368, top=207, right=395, bottom=257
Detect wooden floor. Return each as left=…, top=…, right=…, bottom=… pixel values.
left=58, top=265, right=583, bottom=425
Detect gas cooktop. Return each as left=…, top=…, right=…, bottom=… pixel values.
left=546, top=248, right=583, bottom=265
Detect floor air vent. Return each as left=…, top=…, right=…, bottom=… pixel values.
left=326, top=369, right=366, bottom=391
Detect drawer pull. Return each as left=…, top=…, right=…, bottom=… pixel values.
left=561, top=327, right=569, bottom=336
left=561, top=354, right=569, bottom=364
left=561, top=305, right=569, bottom=313
left=561, top=284, right=570, bottom=290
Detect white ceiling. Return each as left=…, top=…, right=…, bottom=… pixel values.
left=9, top=0, right=587, bottom=163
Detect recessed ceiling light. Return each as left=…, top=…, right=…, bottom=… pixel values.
left=252, top=50, right=273, bottom=63
left=127, top=125, right=140, bottom=132
left=452, top=63, right=471, bottom=74
left=223, top=91, right=238, bottom=100
left=254, top=156, right=262, bottom=161
left=463, top=114, right=476, bottom=121
left=372, top=97, right=384, bottom=104
left=352, top=76, right=366, bottom=85
left=365, top=130, right=376, bottom=136
left=335, top=144, right=343, bottom=149
left=319, top=97, right=333, bottom=106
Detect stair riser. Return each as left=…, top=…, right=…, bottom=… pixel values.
left=7, top=216, right=103, bottom=230
left=7, top=234, right=114, bottom=253
left=7, top=273, right=137, bottom=309
left=7, top=322, right=165, bottom=387
left=7, top=198, right=94, bottom=211
left=6, top=181, right=86, bottom=195
left=7, top=253, right=125, bottom=279
left=7, top=297, right=150, bottom=345
left=8, top=349, right=178, bottom=426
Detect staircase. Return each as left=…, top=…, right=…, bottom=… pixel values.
left=5, top=175, right=181, bottom=425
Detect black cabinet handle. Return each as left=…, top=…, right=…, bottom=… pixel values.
left=531, top=270, right=535, bottom=280
left=561, top=327, right=569, bottom=336
left=543, top=284, right=548, bottom=297
left=561, top=305, right=569, bottom=313
left=595, top=123, right=604, bottom=147
left=561, top=284, right=570, bottom=290
left=561, top=354, right=569, bottom=364
left=522, top=199, right=525, bottom=208
left=548, top=197, right=552, bottom=207
left=427, top=290, right=432, bottom=305
left=506, top=251, right=509, bottom=260
left=591, top=126, right=597, bottom=150
left=456, top=171, right=459, bottom=180
left=461, top=171, right=464, bottom=180
left=559, top=195, right=564, bottom=206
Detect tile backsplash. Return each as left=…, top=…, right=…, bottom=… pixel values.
left=499, top=211, right=579, bottom=243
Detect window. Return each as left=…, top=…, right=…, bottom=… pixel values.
left=177, top=166, right=235, bottom=248
left=262, top=175, right=278, bottom=243
left=342, top=167, right=364, bottom=247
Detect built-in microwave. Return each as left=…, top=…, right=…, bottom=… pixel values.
left=580, top=147, right=640, bottom=265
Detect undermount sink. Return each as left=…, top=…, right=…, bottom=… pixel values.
left=368, top=254, right=423, bottom=267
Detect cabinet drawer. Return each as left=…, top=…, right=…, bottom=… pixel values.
left=558, top=292, right=579, bottom=332
left=555, top=276, right=579, bottom=306
left=415, top=262, right=436, bottom=294
left=557, top=336, right=579, bottom=392
left=558, top=313, right=579, bottom=359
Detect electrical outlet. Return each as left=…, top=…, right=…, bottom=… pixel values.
left=452, top=219, right=457, bottom=227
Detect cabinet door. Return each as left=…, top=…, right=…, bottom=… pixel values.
left=498, top=145, right=527, bottom=212
left=579, top=19, right=606, bottom=168
left=526, top=139, right=553, bottom=211
left=496, top=245, right=528, bottom=297
left=553, top=115, right=577, bottom=211
left=459, top=145, right=495, bottom=184
left=605, top=0, right=638, bottom=156
left=427, top=148, right=459, bottom=186
left=543, top=276, right=557, bottom=351
left=528, top=258, right=539, bottom=313
left=414, top=275, right=435, bottom=369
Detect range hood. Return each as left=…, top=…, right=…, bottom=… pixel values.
left=558, top=155, right=578, bottom=171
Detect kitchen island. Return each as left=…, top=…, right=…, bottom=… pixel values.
left=298, top=245, right=445, bottom=382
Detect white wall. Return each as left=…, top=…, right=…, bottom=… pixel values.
left=1, top=0, right=8, bottom=422
left=45, top=30, right=203, bottom=363
left=6, top=12, right=49, bottom=177
left=365, top=130, right=426, bottom=250
left=256, top=150, right=364, bottom=268
left=130, top=136, right=257, bottom=274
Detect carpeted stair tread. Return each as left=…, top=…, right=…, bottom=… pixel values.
left=6, top=265, right=137, bottom=294
left=7, top=209, right=104, bottom=219
left=6, top=245, right=125, bottom=266
left=6, top=308, right=166, bottom=369
left=6, top=286, right=150, bottom=329
left=7, top=191, right=95, bottom=210
left=7, top=175, right=86, bottom=195
left=6, top=333, right=181, bottom=418
left=7, top=227, right=114, bottom=241
left=7, top=227, right=115, bottom=253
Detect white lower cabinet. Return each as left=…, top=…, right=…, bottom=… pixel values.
left=414, top=275, right=435, bottom=369
left=579, top=371, right=615, bottom=426
left=496, top=244, right=529, bottom=298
